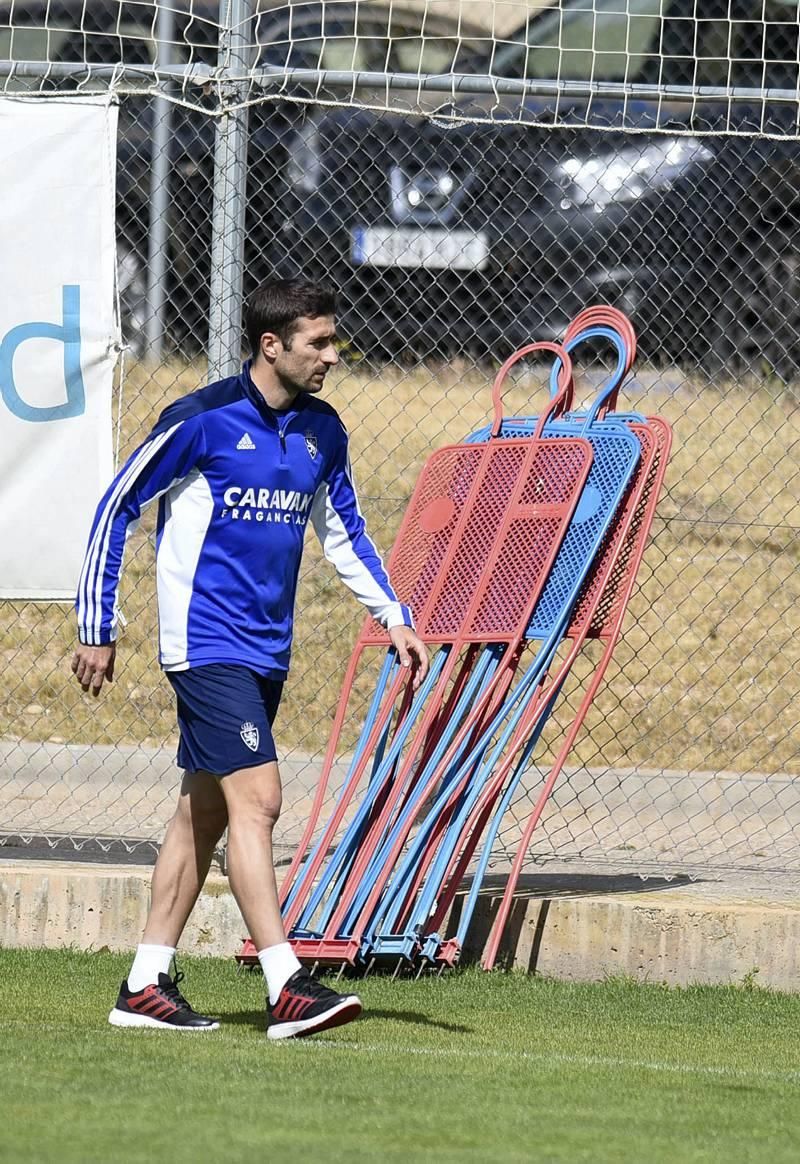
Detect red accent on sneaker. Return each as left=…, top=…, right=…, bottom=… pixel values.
left=273, top=991, right=316, bottom=1021
left=129, top=985, right=178, bottom=1017
left=290, top=997, right=312, bottom=1021
left=278, top=997, right=297, bottom=1021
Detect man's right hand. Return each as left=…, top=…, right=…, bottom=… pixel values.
left=71, top=643, right=117, bottom=697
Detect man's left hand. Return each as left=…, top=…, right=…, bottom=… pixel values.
left=389, top=626, right=429, bottom=691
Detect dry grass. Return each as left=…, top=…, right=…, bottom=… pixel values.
left=2, top=354, right=800, bottom=779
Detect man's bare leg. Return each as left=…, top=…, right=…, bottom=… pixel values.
left=142, top=769, right=229, bottom=947
left=110, top=770, right=227, bottom=1029
left=219, top=760, right=362, bottom=1038
left=217, top=760, right=287, bottom=951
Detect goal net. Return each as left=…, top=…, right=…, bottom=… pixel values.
left=1, top=2, right=800, bottom=134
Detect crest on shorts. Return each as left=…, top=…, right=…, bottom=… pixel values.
left=240, top=721, right=259, bottom=752
left=304, top=430, right=318, bottom=460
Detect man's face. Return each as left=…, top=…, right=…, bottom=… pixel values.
left=273, top=314, right=339, bottom=395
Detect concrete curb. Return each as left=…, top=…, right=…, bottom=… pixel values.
left=3, top=860, right=800, bottom=989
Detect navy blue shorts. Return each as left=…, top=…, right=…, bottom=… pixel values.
left=165, top=664, right=284, bottom=776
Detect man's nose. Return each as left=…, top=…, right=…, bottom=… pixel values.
left=323, top=344, right=339, bottom=367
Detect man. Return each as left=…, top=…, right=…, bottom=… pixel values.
left=72, top=278, right=428, bottom=1039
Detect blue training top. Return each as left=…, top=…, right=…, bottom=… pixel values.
left=75, top=361, right=412, bottom=676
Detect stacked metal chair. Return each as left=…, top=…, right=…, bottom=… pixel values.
left=238, top=307, right=673, bottom=974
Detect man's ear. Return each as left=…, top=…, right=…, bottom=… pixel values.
left=259, top=331, right=282, bottom=362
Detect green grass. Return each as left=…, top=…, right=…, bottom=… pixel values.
left=2, top=948, right=800, bottom=1163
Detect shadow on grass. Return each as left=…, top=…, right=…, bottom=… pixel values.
left=361, top=1009, right=472, bottom=1033
left=218, top=1008, right=472, bottom=1034
left=217, top=1010, right=266, bottom=1032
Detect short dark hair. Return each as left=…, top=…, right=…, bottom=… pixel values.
left=245, top=277, right=337, bottom=355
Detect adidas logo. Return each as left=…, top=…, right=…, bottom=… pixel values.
left=236, top=432, right=256, bottom=450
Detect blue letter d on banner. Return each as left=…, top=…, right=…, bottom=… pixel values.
left=0, top=285, right=86, bottom=422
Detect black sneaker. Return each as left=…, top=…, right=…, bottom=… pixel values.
left=267, top=967, right=362, bottom=1040
left=108, top=971, right=219, bottom=1031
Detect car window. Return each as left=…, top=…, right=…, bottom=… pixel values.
left=392, top=35, right=479, bottom=75
left=0, top=6, right=217, bottom=70
left=256, top=28, right=375, bottom=72
left=733, top=1, right=800, bottom=89
left=488, top=0, right=800, bottom=89
left=489, top=0, right=663, bottom=82
left=257, top=6, right=367, bottom=71
left=254, top=4, right=479, bottom=75
left=53, top=21, right=156, bottom=66
left=0, top=26, right=70, bottom=59
left=660, top=1, right=800, bottom=89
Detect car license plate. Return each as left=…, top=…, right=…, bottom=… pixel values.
left=351, top=226, right=488, bottom=270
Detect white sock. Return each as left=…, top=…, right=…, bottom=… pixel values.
left=127, top=943, right=176, bottom=992
left=258, top=943, right=302, bottom=1005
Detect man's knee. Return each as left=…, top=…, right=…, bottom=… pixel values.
left=222, top=763, right=282, bottom=831
left=233, top=789, right=282, bottom=830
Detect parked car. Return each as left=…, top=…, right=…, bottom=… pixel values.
left=261, top=0, right=800, bottom=372
left=159, top=1, right=487, bottom=352
left=0, top=0, right=484, bottom=355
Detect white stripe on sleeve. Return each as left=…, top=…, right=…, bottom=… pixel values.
left=310, top=482, right=406, bottom=628
left=77, top=424, right=179, bottom=642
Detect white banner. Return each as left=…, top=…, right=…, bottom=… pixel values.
left=0, top=97, right=118, bottom=599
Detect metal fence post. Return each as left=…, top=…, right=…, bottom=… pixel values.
left=207, top=0, right=253, bottom=380
left=144, top=3, right=175, bottom=363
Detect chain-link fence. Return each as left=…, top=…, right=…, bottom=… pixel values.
left=2, top=0, right=800, bottom=876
